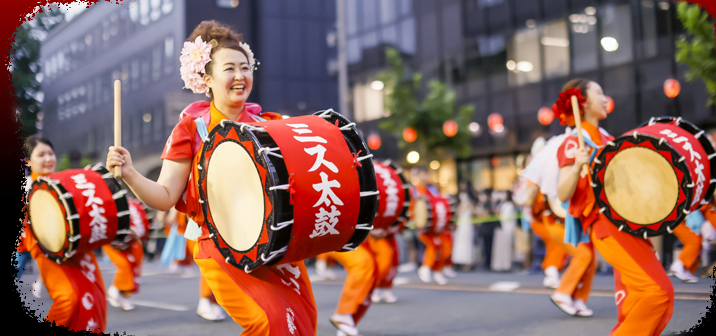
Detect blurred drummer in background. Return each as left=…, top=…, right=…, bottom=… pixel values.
left=555, top=78, right=673, bottom=335
left=22, top=135, right=108, bottom=333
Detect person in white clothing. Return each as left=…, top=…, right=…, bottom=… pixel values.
left=452, top=181, right=478, bottom=271
left=492, top=191, right=517, bottom=271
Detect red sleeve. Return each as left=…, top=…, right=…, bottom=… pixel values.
left=557, top=135, right=580, bottom=168
left=161, top=116, right=195, bottom=160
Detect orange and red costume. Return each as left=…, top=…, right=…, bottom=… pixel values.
left=24, top=173, right=107, bottom=333
left=558, top=121, right=673, bottom=335
left=162, top=101, right=316, bottom=335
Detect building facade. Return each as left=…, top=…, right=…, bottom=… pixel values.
left=40, top=0, right=338, bottom=180
left=345, top=0, right=715, bottom=194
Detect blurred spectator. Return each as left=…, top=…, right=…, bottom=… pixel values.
left=477, top=189, right=498, bottom=270
left=492, top=191, right=517, bottom=272
left=452, top=181, right=478, bottom=271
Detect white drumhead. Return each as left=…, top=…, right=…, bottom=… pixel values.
left=29, top=189, right=67, bottom=253
left=413, top=198, right=428, bottom=229
left=207, top=141, right=265, bottom=251
left=548, top=196, right=567, bottom=219
left=604, top=146, right=679, bottom=225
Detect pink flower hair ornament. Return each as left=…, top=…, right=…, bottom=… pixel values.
left=179, top=36, right=259, bottom=97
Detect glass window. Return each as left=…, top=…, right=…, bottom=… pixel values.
left=641, top=0, right=658, bottom=58
left=347, top=37, right=361, bottom=64
left=399, top=0, right=412, bottom=16
left=400, top=18, right=416, bottom=54
left=570, top=8, right=598, bottom=73
left=493, top=155, right=516, bottom=190
left=600, top=4, right=633, bottom=67
left=352, top=81, right=386, bottom=122
left=151, top=0, right=162, bottom=21
left=362, top=31, right=378, bottom=49
left=162, top=0, right=174, bottom=14
left=164, top=36, right=174, bottom=75
left=362, top=0, right=377, bottom=31
left=346, top=0, right=358, bottom=36
left=471, top=159, right=491, bottom=190
left=381, top=24, right=398, bottom=46
left=541, top=19, right=570, bottom=79
left=216, top=0, right=239, bottom=9
left=380, top=0, right=396, bottom=25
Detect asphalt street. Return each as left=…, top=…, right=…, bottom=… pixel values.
left=14, top=257, right=714, bottom=336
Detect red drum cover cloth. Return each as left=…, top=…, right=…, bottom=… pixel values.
left=30, top=169, right=119, bottom=259
left=372, top=162, right=406, bottom=230
left=426, top=194, right=452, bottom=235
left=128, top=199, right=150, bottom=241
left=630, top=122, right=711, bottom=212
left=257, top=115, right=361, bottom=262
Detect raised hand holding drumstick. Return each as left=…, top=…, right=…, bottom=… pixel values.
left=571, top=95, right=590, bottom=177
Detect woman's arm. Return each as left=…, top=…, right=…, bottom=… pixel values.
left=107, top=146, right=191, bottom=211
left=557, top=147, right=590, bottom=203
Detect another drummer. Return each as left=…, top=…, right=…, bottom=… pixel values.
left=413, top=167, right=452, bottom=285
left=555, top=78, right=673, bottom=334
left=107, top=20, right=317, bottom=335
left=23, top=135, right=108, bottom=333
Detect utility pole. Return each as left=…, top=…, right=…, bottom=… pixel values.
left=336, top=0, right=350, bottom=119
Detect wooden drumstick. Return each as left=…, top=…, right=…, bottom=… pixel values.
left=571, top=95, right=589, bottom=176
left=114, top=80, right=122, bottom=178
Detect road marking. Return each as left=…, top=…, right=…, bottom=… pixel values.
left=489, top=281, right=520, bottom=292
left=130, top=300, right=189, bottom=311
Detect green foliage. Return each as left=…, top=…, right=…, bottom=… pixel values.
left=377, top=48, right=475, bottom=159
left=56, top=154, right=70, bottom=172
left=675, top=1, right=716, bottom=106
left=80, top=155, right=93, bottom=169
left=11, top=5, right=64, bottom=138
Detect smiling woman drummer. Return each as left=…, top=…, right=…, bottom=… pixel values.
left=22, top=135, right=108, bottom=333
left=554, top=78, right=673, bottom=335
left=106, top=21, right=317, bottom=335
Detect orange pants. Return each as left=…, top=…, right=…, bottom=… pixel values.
left=554, top=241, right=597, bottom=302
left=325, top=245, right=377, bottom=319
left=366, top=236, right=394, bottom=289
left=186, top=239, right=213, bottom=299
left=102, top=241, right=144, bottom=294
left=592, top=220, right=674, bottom=336
left=531, top=220, right=568, bottom=271
left=672, top=224, right=702, bottom=273
left=32, top=249, right=106, bottom=332
left=193, top=243, right=269, bottom=334
left=418, top=232, right=452, bottom=272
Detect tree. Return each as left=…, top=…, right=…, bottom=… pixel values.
left=11, top=5, right=65, bottom=138
left=377, top=48, right=475, bottom=159
left=675, top=1, right=716, bottom=106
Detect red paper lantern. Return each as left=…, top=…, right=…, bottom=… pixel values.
left=606, top=96, right=614, bottom=114
left=664, top=78, right=681, bottom=99
left=537, top=107, right=554, bottom=125
left=367, top=134, right=382, bottom=150
left=488, top=113, right=503, bottom=131
left=402, top=127, right=417, bottom=143
left=443, top=120, right=458, bottom=137
left=491, top=157, right=500, bottom=166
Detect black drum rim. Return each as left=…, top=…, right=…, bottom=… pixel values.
left=198, top=121, right=277, bottom=272
left=381, top=159, right=412, bottom=228
left=592, top=132, right=692, bottom=237
left=313, top=109, right=379, bottom=252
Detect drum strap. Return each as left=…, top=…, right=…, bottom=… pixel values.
left=562, top=132, right=599, bottom=247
